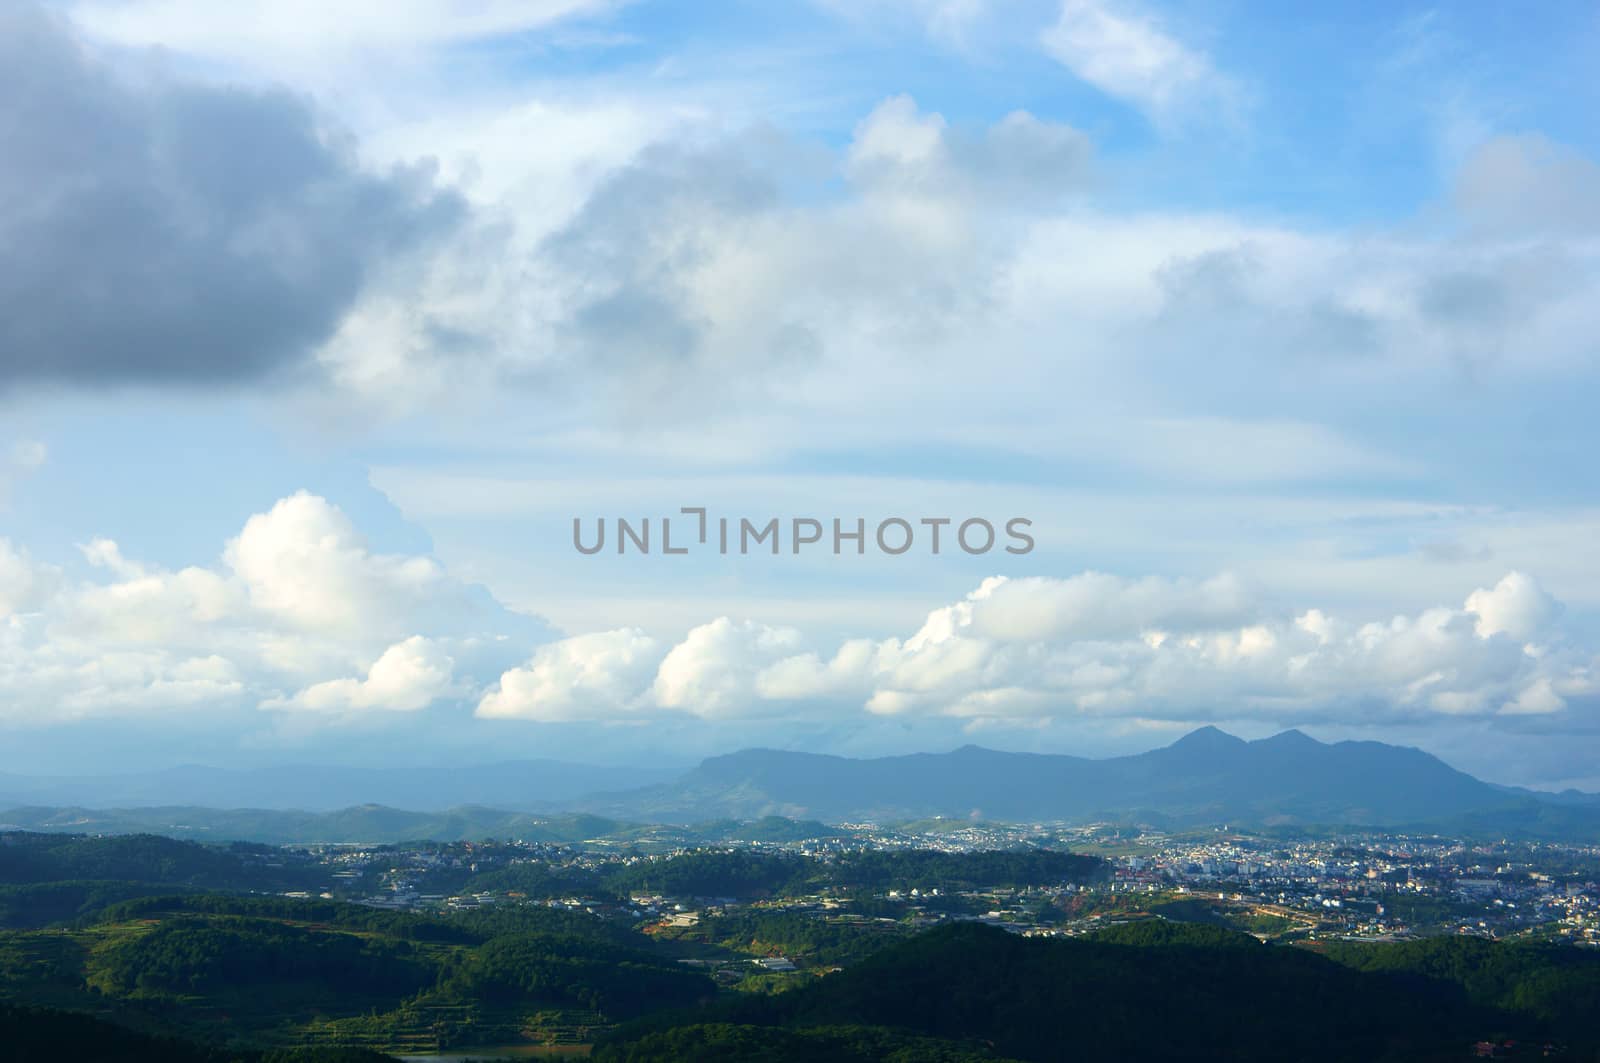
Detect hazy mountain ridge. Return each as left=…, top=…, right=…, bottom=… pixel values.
left=0, top=759, right=677, bottom=812
left=5, top=728, right=1598, bottom=842
left=578, top=727, right=1600, bottom=836
left=0, top=805, right=629, bottom=845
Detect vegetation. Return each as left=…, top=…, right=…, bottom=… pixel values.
left=4, top=832, right=1599, bottom=1061
left=594, top=1022, right=1019, bottom=1062
left=439, top=931, right=710, bottom=1017
left=599, top=921, right=1599, bottom=1061
left=1318, top=936, right=1600, bottom=1043
left=597, top=847, right=1106, bottom=900
left=685, top=909, right=912, bottom=967
left=602, top=850, right=808, bottom=898
left=0, top=1001, right=395, bottom=1063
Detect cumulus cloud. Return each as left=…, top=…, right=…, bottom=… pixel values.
left=651, top=619, right=804, bottom=718
left=264, top=636, right=455, bottom=713
left=1465, top=571, right=1559, bottom=642
left=466, top=569, right=1598, bottom=734
left=224, top=493, right=449, bottom=635
left=476, top=628, right=661, bottom=722
left=0, top=5, right=462, bottom=390
left=0, top=492, right=539, bottom=723
left=6, top=486, right=1600, bottom=742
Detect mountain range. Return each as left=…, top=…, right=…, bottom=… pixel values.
left=4, top=727, right=1597, bottom=841
left=0, top=759, right=677, bottom=812
left=578, top=726, right=1594, bottom=833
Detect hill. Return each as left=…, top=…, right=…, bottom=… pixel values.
left=0, top=806, right=627, bottom=845
left=0, top=759, right=677, bottom=812
left=598, top=921, right=1600, bottom=1062
left=581, top=727, right=1600, bottom=836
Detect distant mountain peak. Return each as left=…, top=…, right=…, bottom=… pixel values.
left=1254, top=729, right=1322, bottom=749
left=1168, top=725, right=1248, bottom=751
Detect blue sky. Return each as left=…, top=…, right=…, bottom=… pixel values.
left=2, top=0, right=1599, bottom=788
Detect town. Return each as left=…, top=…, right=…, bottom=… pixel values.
left=262, top=818, right=1600, bottom=979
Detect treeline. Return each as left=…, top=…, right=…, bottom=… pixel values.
left=88, top=916, right=436, bottom=998
left=0, top=1002, right=396, bottom=1063
left=0, top=832, right=268, bottom=888
left=2, top=890, right=712, bottom=1046
left=438, top=931, right=711, bottom=1018
left=0, top=880, right=198, bottom=929
left=1319, top=935, right=1600, bottom=1042
left=96, top=894, right=476, bottom=943
left=0, top=833, right=325, bottom=929
left=594, top=1022, right=1016, bottom=1062
left=603, top=850, right=807, bottom=898
left=600, top=921, right=1600, bottom=1062
left=689, top=910, right=910, bottom=967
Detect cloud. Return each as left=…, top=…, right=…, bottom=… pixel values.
left=476, top=628, right=661, bottom=722
left=68, top=0, right=617, bottom=59
left=1465, top=571, right=1559, bottom=641
left=651, top=618, right=804, bottom=718
left=0, top=491, right=541, bottom=723
left=846, top=95, right=1093, bottom=203
left=482, top=95, right=1094, bottom=416
left=0, top=5, right=463, bottom=390
left=264, top=636, right=455, bottom=713
left=1455, top=134, right=1600, bottom=238
left=463, top=567, right=1599, bottom=735
left=1041, top=0, right=1234, bottom=124
left=224, top=492, right=451, bottom=635
left=0, top=540, right=61, bottom=616
left=814, top=0, right=991, bottom=45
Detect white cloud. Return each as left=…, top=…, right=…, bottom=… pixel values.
left=652, top=618, right=804, bottom=718
left=69, top=0, right=616, bottom=58
left=456, top=569, right=1598, bottom=733
left=224, top=492, right=447, bottom=636
left=0, top=492, right=532, bottom=724
left=0, top=540, right=60, bottom=617
left=846, top=96, right=1093, bottom=203
left=1041, top=0, right=1233, bottom=124
left=1465, top=571, right=1559, bottom=641
left=476, top=628, right=661, bottom=722
left=968, top=571, right=1254, bottom=641
left=265, top=636, right=455, bottom=713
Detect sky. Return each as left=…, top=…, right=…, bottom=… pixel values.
left=2, top=0, right=1599, bottom=788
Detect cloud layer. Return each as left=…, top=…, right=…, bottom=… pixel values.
left=0, top=6, right=461, bottom=389
left=4, top=491, right=1594, bottom=740
left=0, top=492, right=539, bottom=723
left=477, top=569, right=1597, bottom=732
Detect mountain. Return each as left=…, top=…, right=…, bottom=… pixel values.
left=0, top=805, right=628, bottom=845
left=0, top=759, right=677, bottom=812
left=578, top=727, right=1599, bottom=835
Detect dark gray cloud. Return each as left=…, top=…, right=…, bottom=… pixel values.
left=0, top=6, right=464, bottom=389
